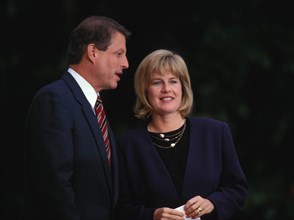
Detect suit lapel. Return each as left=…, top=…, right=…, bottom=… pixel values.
left=61, top=72, right=113, bottom=194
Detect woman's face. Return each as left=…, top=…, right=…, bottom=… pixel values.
left=147, top=70, right=182, bottom=117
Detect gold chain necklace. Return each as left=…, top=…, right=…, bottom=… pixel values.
left=150, top=122, right=186, bottom=149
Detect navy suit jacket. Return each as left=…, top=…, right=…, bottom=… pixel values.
left=116, top=117, right=248, bottom=220
left=20, top=72, right=119, bottom=220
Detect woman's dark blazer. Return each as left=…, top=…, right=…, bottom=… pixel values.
left=116, top=117, right=248, bottom=220
left=20, top=72, right=119, bottom=220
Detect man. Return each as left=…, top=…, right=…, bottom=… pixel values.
left=20, top=16, right=131, bottom=220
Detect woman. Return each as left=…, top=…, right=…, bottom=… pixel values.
left=116, top=49, right=248, bottom=220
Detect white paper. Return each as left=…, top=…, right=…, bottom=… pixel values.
left=175, top=205, right=201, bottom=220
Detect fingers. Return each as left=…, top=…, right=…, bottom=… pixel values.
left=184, top=196, right=214, bottom=218
left=192, top=206, right=203, bottom=218
left=196, top=207, right=202, bottom=214
left=154, top=207, right=185, bottom=220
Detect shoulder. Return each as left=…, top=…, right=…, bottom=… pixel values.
left=34, top=73, right=69, bottom=96
left=187, top=117, right=235, bottom=144
left=31, top=80, right=69, bottom=105
left=116, top=127, right=149, bottom=152
left=33, top=72, right=79, bottom=100
left=188, top=116, right=230, bottom=133
left=188, top=116, right=226, bottom=126
left=118, top=127, right=146, bottom=142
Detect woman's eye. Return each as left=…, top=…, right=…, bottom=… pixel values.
left=170, top=80, right=177, bottom=84
left=152, top=81, right=161, bottom=85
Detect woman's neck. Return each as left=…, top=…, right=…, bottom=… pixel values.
left=148, top=114, right=186, bottom=133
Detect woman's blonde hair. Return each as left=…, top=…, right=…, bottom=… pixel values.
left=134, top=49, right=194, bottom=119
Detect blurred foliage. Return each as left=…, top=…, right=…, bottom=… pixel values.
left=1, top=0, right=293, bottom=220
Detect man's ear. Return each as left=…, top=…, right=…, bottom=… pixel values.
left=87, top=43, right=97, bottom=61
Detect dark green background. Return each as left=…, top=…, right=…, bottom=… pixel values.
left=1, top=0, right=293, bottom=219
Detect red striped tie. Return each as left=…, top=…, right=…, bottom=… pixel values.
left=95, top=95, right=111, bottom=166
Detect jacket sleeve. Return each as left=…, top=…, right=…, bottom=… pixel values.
left=205, top=122, right=249, bottom=220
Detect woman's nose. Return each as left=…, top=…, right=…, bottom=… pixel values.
left=162, top=83, right=171, bottom=92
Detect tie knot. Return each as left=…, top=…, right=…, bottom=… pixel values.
left=96, top=95, right=102, bottom=103
left=95, top=95, right=103, bottom=110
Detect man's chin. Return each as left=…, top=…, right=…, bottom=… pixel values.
left=109, top=82, right=119, bottom=90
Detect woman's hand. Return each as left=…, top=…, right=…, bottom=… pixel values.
left=153, top=207, right=184, bottom=220
left=184, top=196, right=214, bottom=218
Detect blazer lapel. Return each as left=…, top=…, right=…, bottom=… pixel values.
left=143, top=130, right=180, bottom=199
left=181, top=118, right=202, bottom=198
